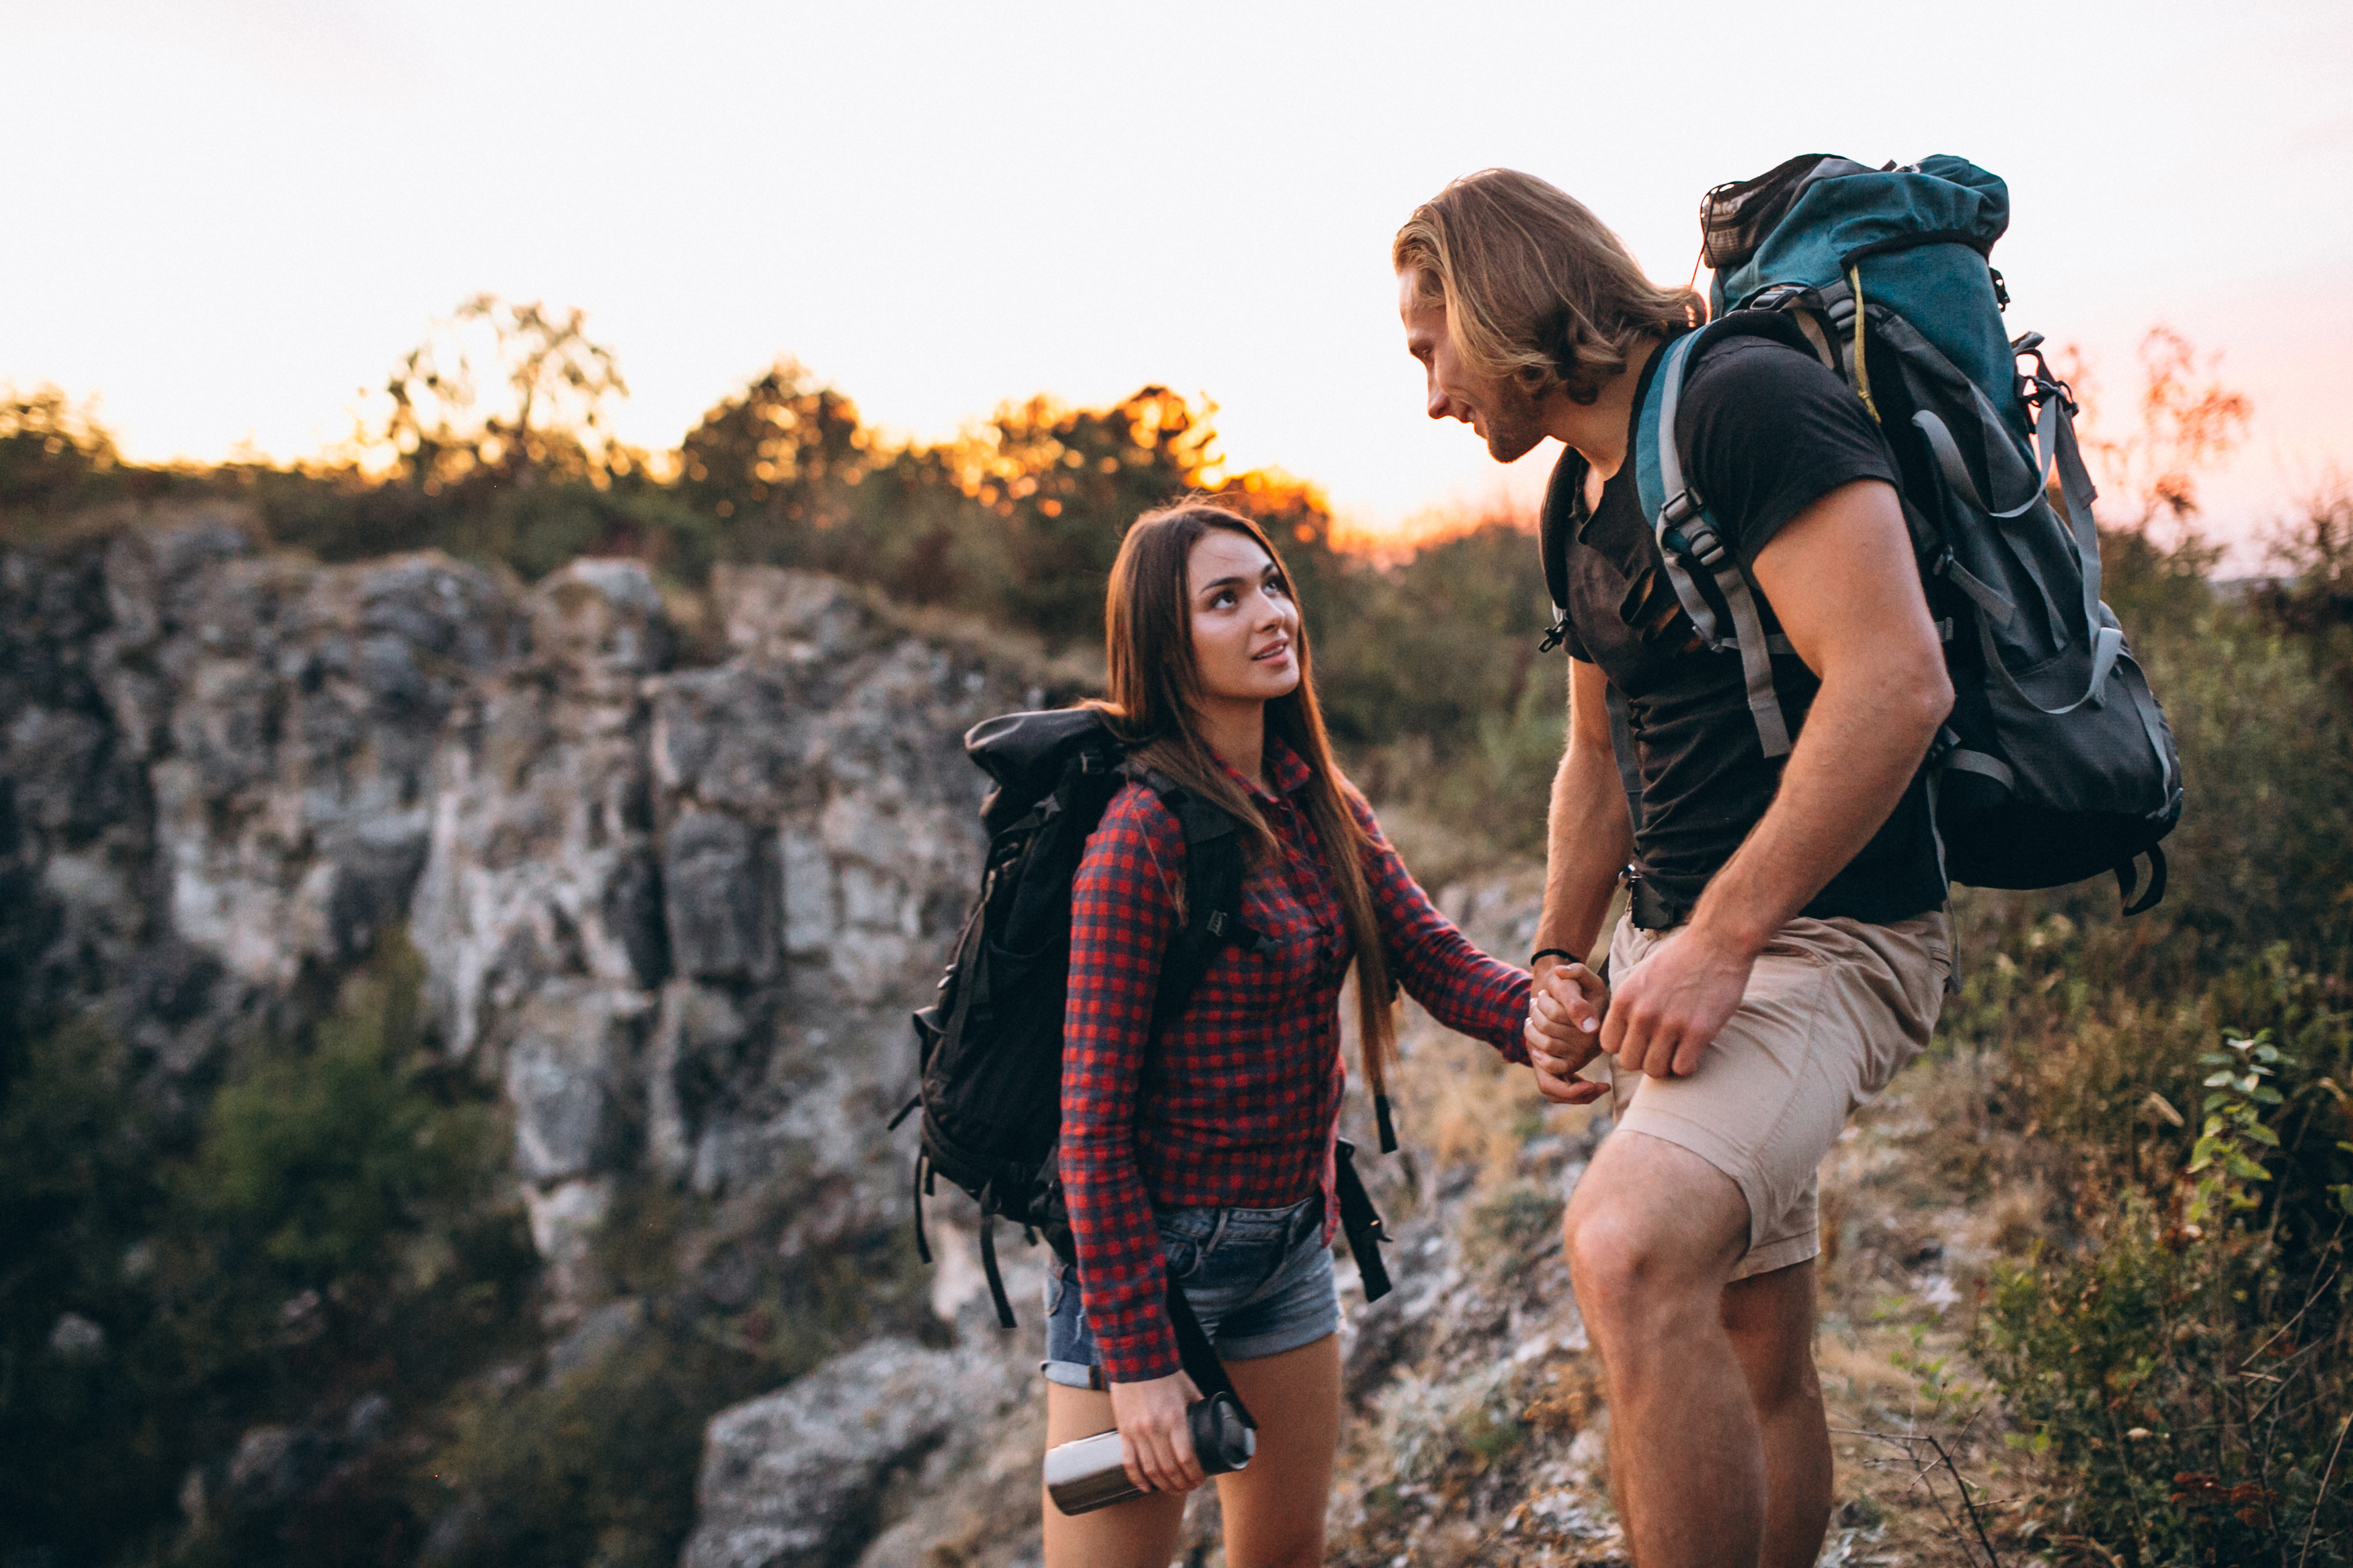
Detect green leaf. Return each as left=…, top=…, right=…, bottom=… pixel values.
left=2245, top=1122, right=2280, bottom=1147
left=2251, top=1085, right=2283, bottom=1106
left=2333, top=1184, right=2353, bottom=1217
left=2254, top=1043, right=2279, bottom=1063
left=2204, top=1070, right=2236, bottom=1087
left=2225, top=1150, right=2272, bottom=1182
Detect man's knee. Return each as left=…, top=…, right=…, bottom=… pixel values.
left=1561, top=1134, right=1748, bottom=1329
left=1562, top=1205, right=1729, bottom=1337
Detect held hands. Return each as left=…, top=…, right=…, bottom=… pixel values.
left=1107, top=1368, right=1205, bottom=1495
left=1525, top=962, right=1610, bottom=1106
left=1601, top=925, right=1754, bottom=1079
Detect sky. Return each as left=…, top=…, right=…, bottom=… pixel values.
left=6, top=0, right=2349, bottom=563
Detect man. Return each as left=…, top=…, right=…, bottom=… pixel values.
left=1397, top=169, right=1955, bottom=1567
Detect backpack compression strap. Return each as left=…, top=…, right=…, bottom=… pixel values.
left=1636, top=330, right=1796, bottom=758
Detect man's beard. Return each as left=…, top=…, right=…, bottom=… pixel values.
left=1480, top=382, right=1550, bottom=464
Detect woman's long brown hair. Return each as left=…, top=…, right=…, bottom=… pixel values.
left=1089, top=502, right=1396, bottom=1104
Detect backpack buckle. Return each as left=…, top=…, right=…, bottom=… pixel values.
left=1659, top=497, right=1728, bottom=571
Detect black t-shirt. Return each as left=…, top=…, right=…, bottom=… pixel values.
left=1556, top=331, right=1945, bottom=924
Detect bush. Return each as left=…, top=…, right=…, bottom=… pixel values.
left=1975, top=1018, right=2353, bottom=1565
left=0, top=934, right=533, bottom=1568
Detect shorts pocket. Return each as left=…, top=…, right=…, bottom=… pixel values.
left=1158, top=1231, right=1203, bottom=1283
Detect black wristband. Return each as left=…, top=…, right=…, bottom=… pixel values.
left=1529, top=948, right=1583, bottom=970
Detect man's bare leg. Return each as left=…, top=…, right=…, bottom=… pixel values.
left=1722, top=1262, right=1832, bottom=1568
left=1564, top=1129, right=1759, bottom=1567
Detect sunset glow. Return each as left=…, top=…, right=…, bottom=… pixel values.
left=7, top=0, right=2347, bottom=564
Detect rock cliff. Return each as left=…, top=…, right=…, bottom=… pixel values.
left=1, top=511, right=1070, bottom=1333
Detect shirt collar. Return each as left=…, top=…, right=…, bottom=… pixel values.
left=1213, top=735, right=1314, bottom=804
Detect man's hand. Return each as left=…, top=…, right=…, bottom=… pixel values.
left=1107, top=1368, right=1205, bottom=1494
left=1526, top=961, right=1610, bottom=1105
left=1601, top=927, right=1753, bottom=1079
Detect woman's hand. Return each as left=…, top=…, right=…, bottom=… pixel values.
left=1525, top=961, right=1610, bottom=1105
left=1107, top=1368, right=1206, bottom=1494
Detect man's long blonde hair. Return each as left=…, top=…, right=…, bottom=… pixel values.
left=1393, top=168, right=1704, bottom=405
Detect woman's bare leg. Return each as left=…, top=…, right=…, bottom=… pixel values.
left=1213, top=1333, right=1343, bottom=1568
left=1041, top=1381, right=1188, bottom=1568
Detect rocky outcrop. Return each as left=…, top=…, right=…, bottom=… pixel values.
left=680, top=1330, right=1035, bottom=1568
left=1, top=511, right=522, bottom=1083
left=1, top=514, right=1064, bottom=1321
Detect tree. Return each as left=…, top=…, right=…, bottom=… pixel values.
left=367, top=296, right=629, bottom=494
left=673, top=359, right=872, bottom=562
left=2061, top=326, right=2251, bottom=534
left=0, top=384, right=122, bottom=520
left=960, top=386, right=1220, bottom=647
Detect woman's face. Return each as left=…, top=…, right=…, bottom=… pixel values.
left=1187, top=528, right=1300, bottom=706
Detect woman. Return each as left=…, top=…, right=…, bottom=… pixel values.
left=1045, top=503, right=1603, bottom=1566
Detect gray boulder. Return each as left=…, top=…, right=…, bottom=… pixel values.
left=682, top=1339, right=970, bottom=1568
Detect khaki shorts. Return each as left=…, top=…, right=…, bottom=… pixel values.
left=1593, top=910, right=1951, bottom=1280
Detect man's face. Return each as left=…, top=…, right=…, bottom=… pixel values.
left=1399, top=271, right=1552, bottom=464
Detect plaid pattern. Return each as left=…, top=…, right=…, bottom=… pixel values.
left=1061, top=741, right=1531, bottom=1383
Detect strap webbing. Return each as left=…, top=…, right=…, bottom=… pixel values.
left=2122, top=845, right=2167, bottom=917
left=1650, top=334, right=1793, bottom=758
left=1165, top=1272, right=1255, bottom=1428
left=1334, top=1139, right=1393, bottom=1304
left=912, top=1153, right=932, bottom=1265
left=978, top=1197, right=1015, bottom=1329
left=1942, top=748, right=2016, bottom=791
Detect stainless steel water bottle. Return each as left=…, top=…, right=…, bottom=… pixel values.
left=1042, top=1391, right=1255, bottom=1516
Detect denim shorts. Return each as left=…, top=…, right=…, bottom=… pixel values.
left=1042, top=1192, right=1340, bottom=1389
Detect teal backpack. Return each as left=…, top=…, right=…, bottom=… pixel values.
left=1544, top=153, right=2183, bottom=913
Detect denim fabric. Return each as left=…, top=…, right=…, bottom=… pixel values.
left=1041, top=1192, right=1339, bottom=1389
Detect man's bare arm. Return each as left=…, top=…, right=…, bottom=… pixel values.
left=1604, top=477, right=1951, bottom=1079
left=1525, top=656, right=1633, bottom=1103
left=1534, top=655, right=1634, bottom=962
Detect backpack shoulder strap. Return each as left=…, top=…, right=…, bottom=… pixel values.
left=1538, top=445, right=1589, bottom=653
left=1121, top=767, right=1268, bottom=1035
left=1634, top=325, right=1798, bottom=759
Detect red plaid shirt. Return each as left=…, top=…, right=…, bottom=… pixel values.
left=1061, top=741, right=1531, bottom=1383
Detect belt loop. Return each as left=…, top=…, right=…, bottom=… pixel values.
left=1204, top=1208, right=1230, bottom=1257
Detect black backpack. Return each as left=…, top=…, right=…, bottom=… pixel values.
left=893, top=707, right=1394, bottom=1331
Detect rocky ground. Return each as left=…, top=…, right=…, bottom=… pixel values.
left=685, top=864, right=2054, bottom=1568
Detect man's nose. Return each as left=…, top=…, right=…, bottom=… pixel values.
left=1425, top=367, right=1460, bottom=422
